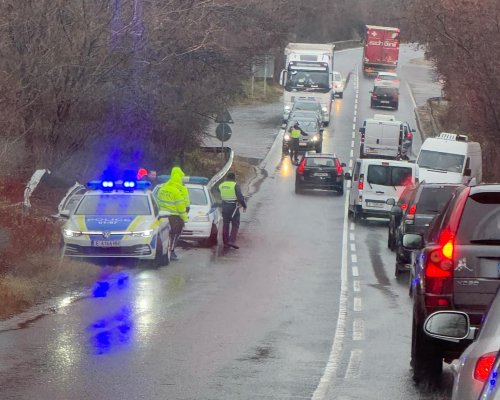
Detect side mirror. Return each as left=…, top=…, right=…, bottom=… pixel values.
left=402, top=233, right=423, bottom=250
left=60, top=210, right=70, bottom=218
left=158, top=210, right=171, bottom=219
left=344, top=172, right=352, bottom=180
left=341, top=162, right=346, bottom=168
left=464, top=168, right=472, bottom=176
left=424, top=311, right=470, bottom=342
left=386, top=198, right=396, bottom=206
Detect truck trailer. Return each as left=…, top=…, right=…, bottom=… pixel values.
left=362, top=25, right=400, bottom=76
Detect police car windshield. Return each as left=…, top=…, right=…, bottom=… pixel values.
left=187, top=187, right=208, bottom=206
left=75, top=194, right=151, bottom=215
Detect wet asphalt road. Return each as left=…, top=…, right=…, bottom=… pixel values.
left=0, top=46, right=453, bottom=400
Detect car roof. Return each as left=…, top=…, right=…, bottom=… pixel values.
left=377, top=72, right=398, bottom=77
left=304, top=152, right=338, bottom=158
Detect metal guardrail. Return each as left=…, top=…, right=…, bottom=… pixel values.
left=203, top=146, right=234, bottom=190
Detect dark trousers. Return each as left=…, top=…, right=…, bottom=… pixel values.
left=222, top=203, right=240, bottom=245
left=290, top=138, right=300, bottom=162
left=168, top=216, right=184, bottom=251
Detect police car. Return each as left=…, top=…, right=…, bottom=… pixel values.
left=154, top=176, right=221, bottom=247
left=60, top=179, right=171, bottom=266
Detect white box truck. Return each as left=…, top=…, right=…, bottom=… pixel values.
left=280, top=43, right=335, bottom=126
left=416, top=132, right=482, bottom=184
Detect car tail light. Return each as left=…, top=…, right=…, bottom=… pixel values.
left=297, top=159, right=306, bottom=174
left=371, top=94, right=377, bottom=100
left=474, top=352, right=497, bottom=382
left=335, top=159, right=343, bottom=175
left=401, top=203, right=408, bottom=211
left=406, top=204, right=417, bottom=220
left=405, top=132, right=413, bottom=140
left=358, top=174, right=364, bottom=190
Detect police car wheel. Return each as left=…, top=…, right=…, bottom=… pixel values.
left=154, top=238, right=169, bottom=267
left=204, top=224, right=218, bottom=247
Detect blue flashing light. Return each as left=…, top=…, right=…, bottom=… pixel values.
left=123, top=180, right=136, bottom=189
left=102, top=180, right=115, bottom=189
left=86, top=179, right=150, bottom=192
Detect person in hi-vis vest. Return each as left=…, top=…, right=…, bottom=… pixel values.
left=288, top=121, right=308, bottom=164
left=218, top=172, right=247, bottom=249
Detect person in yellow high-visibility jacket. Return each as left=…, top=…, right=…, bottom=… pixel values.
left=155, top=168, right=188, bottom=260
left=288, top=121, right=308, bottom=164
left=218, top=172, right=247, bottom=249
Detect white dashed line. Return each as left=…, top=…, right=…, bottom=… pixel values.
left=349, top=232, right=355, bottom=241
left=350, top=149, right=354, bottom=158
left=353, top=319, right=365, bottom=341
left=351, top=140, right=355, bottom=148
left=349, top=159, right=353, bottom=169
left=352, top=266, right=359, bottom=277
left=354, top=297, right=362, bottom=312
left=350, top=223, right=355, bottom=231
left=344, top=349, right=363, bottom=380
left=353, top=280, right=360, bottom=292
left=351, top=254, right=357, bottom=263
left=350, top=243, right=356, bottom=252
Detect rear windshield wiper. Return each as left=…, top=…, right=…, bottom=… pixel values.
left=470, top=239, right=500, bottom=245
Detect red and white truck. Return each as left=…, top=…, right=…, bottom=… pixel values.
left=362, top=25, right=400, bottom=75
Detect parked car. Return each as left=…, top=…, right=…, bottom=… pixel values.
left=332, top=71, right=345, bottom=98
left=423, top=286, right=500, bottom=399
left=374, top=71, right=400, bottom=88
left=295, top=152, right=346, bottom=195
left=388, top=183, right=461, bottom=276
left=370, top=86, right=399, bottom=110
left=283, top=117, right=323, bottom=155
left=403, top=183, right=500, bottom=384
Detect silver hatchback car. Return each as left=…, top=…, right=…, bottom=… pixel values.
left=424, top=288, right=500, bottom=399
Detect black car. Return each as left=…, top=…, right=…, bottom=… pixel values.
left=283, top=118, right=323, bottom=156
left=388, top=183, right=460, bottom=276
left=370, top=86, right=399, bottom=110
left=295, top=152, right=346, bottom=195
left=402, top=184, right=500, bottom=384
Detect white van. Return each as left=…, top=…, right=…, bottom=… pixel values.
left=359, top=115, right=413, bottom=160
left=417, top=133, right=482, bottom=184
left=347, top=159, right=419, bottom=220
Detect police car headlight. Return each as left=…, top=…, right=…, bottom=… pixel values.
left=284, top=134, right=291, bottom=141
left=131, top=229, right=153, bottom=237
left=63, top=229, right=82, bottom=238
left=191, top=214, right=210, bottom=222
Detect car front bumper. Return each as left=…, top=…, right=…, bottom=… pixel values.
left=181, top=221, right=213, bottom=240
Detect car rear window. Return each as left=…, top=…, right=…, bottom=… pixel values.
left=374, top=87, right=398, bottom=96
left=188, top=187, right=208, bottom=206
left=416, top=186, right=458, bottom=213
left=367, top=165, right=413, bottom=186
left=306, top=157, right=335, bottom=167
left=457, top=192, right=500, bottom=243
left=75, top=194, right=151, bottom=215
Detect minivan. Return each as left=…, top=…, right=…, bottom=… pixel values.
left=347, top=159, right=419, bottom=220
left=417, top=132, right=482, bottom=184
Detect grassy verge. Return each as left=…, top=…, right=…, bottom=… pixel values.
left=234, top=80, right=282, bottom=106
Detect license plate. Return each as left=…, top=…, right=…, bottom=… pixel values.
left=380, top=101, right=390, bottom=104
left=366, top=148, right=376, bottom=153
left=299, top=142, right=307, bottom=147
left=314, top=173, right=329, bottom=177
left=93, top=240, right=121, bottom=247
left=366, top=202, right=384, bottom=208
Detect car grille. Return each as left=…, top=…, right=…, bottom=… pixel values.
left=64, top=244, right=152, bottom=256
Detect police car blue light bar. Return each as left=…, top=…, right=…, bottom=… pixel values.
left=86, top=180, right=150, bottom=191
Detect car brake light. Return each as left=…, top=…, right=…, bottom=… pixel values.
left=406, top=204, right=417, bottom=221
left=401, top=203, right=408, bottom=211
left=335, top=159, right=343, bottom=175
left=474, top=352, right=497, bottom=382
left=371, top=94, right=377, bottom=100
left=406, top=132, right=413, bottom=140
left=297, top=159, right=306, bottom=174
left=358, top=174, right=364, bottom=190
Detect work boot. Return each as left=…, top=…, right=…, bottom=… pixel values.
left=170, top=250, right=179, bottom=261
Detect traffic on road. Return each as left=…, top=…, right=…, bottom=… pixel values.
left=1, top=36, right=498, bottom=400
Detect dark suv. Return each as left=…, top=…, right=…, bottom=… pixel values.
left=370, top=86, right=399, bottom=110
left=403, top=184, right=500, bottom=383
left=295, top=153, right=346, bottom=195
left=388, top=183, right=460, bottom=276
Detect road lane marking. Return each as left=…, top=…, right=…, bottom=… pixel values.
left=353, top=280, right=360, bottom=292
left=311, top=135, right=351, bottom=399
left=405, top=79, right=417, bottom=108
left=349, top=159, right=353, bottom=169
left=344, top=349, right=363, bottom=380
left=349, top=232, right=355, bottom=241
left=352, top=123, right=356, bottom=131
left=352, top=131, right=356, bottom=140
left=352, top=266, right=359, bottom=277
left=353, top=319, right=365, bottom=341
left=350, top=149, right=354, bottom=158
left=351, top=140, right=355, bottom=148
left=350, top=243, right=356, bottom=252
left=350, top=223, right=355, bottom=231
left=351, top=254, right=357, bottom=263
left=354, top=297, right=362, bottom=311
